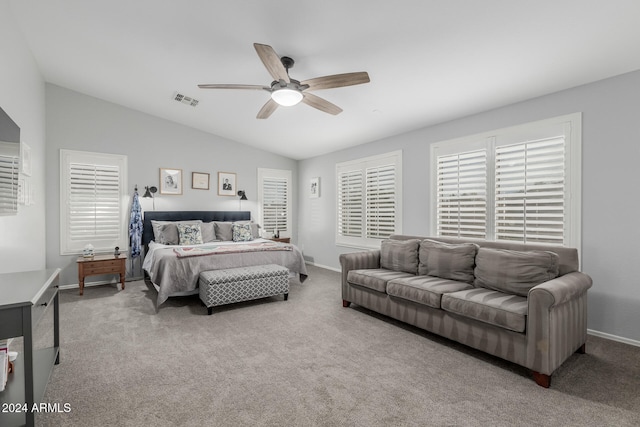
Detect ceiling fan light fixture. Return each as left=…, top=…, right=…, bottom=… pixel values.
left=271, top=88, right=303, bottom=106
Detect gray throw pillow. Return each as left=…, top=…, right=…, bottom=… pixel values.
left=474, top=248, right=560, bottom=296
left=380, top=239, right=421, bottom=274
left=418, top=239, right=478, bottom=283
left=200, top=222, right=217, bottom=243
left=214, top=222, right=234, bottom=241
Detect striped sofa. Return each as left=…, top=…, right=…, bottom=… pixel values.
left=339, top=235, right=592, bottom=387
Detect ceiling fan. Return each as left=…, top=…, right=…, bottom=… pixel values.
left=198, top=43, right=370, bottom=119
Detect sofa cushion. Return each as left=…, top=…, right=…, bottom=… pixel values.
left=418, top=239, right=478, bottom=283
left=441, top=288, right=528, bottom=333
left=347, top=269, right=415, bottom=293
left=387, top=275, right=473, bottom=309
left=474, top=248, right=560, bottom=296
left=380, top=239, right=421, bottom=274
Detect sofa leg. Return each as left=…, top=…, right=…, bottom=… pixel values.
left=284, top=293, right=289, bottom=301
left=342, top=299, right=351, bottom=308
left=532, top=371, right=551, bottom=388
left=575, top=343, right=586, bottom=354
left=207, top=307, right=213, bottom=315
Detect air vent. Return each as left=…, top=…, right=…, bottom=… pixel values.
left=173, top=92, right=199, bottom=107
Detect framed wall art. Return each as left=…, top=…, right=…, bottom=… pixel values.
left=160, top=168, right=182, bottom=195
left=192, top=172, right=210, bottom=190
left=310, top=177, right=320, bottom=198
left=218, top=172, right=236, bottom=196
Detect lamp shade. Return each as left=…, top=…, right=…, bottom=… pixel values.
left=143, top=186, right=157, bottom=198
left=271, top=88, right=303, bottom=106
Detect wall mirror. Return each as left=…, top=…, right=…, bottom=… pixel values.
left=0, top=107, right=21, bottom=215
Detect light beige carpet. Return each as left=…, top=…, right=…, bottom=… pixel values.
left=31, top=265, right=640, bottom=426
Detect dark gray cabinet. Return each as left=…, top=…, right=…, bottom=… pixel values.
left=0, top=268, right=61, bottom=427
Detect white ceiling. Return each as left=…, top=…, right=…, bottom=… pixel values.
left=9, top=0, right=640, bottom=160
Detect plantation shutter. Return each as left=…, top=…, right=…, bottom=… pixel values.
left=0, top=154, right=19, bottom=214
left=436, top=150, right=487, bottom=239
left=68, top=163, right=121, bottom=241
left=338, top=170, right=363, bottom=238
left=262, top=176, right=288, bottom=235
left=365, top=164, right=395, bottom=239
left=495, top=137, right=565, bottom=245
left=336, top=150, right=402, bottom=247
left=60, top=150, right=127, bottom=254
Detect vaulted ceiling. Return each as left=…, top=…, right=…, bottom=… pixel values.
left=9, top=0, right=640, bottom=159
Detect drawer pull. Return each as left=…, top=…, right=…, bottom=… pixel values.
left=40, top=301, right=48, bottom=307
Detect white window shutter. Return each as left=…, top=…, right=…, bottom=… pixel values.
left=365, top=164, right=395, bottom=239
left=338, top=170, right=363, bottom=238
left=68, top=163, right=121, bottom=241
left=336, top=150, right=402, bottom=247
left=60, top=150, right=127, bottom=254
left=436, top=150, right=487, bottom=239
left=262, top=176, right=288, bottom=234
left=0, top=154, right=19, bottom=214
left=495, top=137, right=565, bottom=245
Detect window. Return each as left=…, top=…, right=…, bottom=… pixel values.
left=60, top=149, right=128, bottom=255
left=258, top=168, right=292, bottom=238
left=431, top=113, right=581, bottom=248
left=336, top=150, right=402, bottom=248
left=0, top=142, right=19, bottom=215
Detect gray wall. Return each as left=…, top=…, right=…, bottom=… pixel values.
left=298, top=69, right=640, bottom=343
left=45, top=84, right=298, bottom=286
left=0, top=0, right=47, bottom=274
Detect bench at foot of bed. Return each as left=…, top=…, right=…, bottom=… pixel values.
left=199, top=264, right=290, bottom=315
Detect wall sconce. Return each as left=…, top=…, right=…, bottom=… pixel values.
left=237, top=190, right=247, bottom=209
left=143, top=185, right=157, bottom=210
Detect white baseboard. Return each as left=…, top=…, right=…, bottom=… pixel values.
left=588, top=329, right=640, bottom=347
left=304, top=261, right=341, bottom=273
left=59, top=280, right=122, bottom=291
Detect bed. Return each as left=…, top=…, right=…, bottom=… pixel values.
left=141, top=211, right=308, bottom=307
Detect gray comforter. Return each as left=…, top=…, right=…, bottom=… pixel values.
left=143, top=239, right=308, bottom=306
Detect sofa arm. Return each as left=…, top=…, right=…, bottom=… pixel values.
left=339, top=250, right=381, bottom=288
left=526, top=271, right=592, bottom=376
left=528, top=271, right=593, bottom=308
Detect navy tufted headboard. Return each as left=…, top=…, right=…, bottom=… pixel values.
left=142, top=211, right=251, bottom=248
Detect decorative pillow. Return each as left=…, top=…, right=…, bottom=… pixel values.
left=380, top=239, right=421, bottom=274
left=250, top=223, right=260, bottom=238
left=474, top=248, right=560, bottom=296
left=214, top=222, right=234, bottom=241
left=232, top=223, right=253, bottom=242
left=177, top=223, right=203, bottom=245
left=418, top=239, right=479, bottom=283
left=200, top=222, right=218, bottom=243
left=151, top=220, right=202, bottom=245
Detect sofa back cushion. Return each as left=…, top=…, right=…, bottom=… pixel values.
left=380, top=239, right=421, bottom=274
left=418, top=239, right=478, bottom=283
left=474, top=247, right=560, bottom=296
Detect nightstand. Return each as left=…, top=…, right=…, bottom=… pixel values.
left=76, top=254, right=127, bottom=295
left=268, top=237, right=290, bottom=243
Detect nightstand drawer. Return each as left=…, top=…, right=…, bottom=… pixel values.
left=82, top=260, right=123, bottom=275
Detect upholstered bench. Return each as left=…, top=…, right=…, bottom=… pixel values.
left=199, top=264, right=289, bottom=315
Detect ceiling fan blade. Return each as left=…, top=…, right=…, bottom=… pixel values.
left=198, top=84, right=269, bottom=90
left=301, top=72, right=370, bottom=92
left=302, top=93, right=343, bottom=115
left=254, top=43, right=290, bottom=83
left=256, top=98, right=279, bottom=119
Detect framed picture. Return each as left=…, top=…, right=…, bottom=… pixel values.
left=192, top=172, right=210, bottom=190
left=310, top=177, right=320, bottom=198
left=159, top=168, right=182, bottom=195
left=218, top=172, right=236, bottom=196
left=20, top=142, right=32, bottom=176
